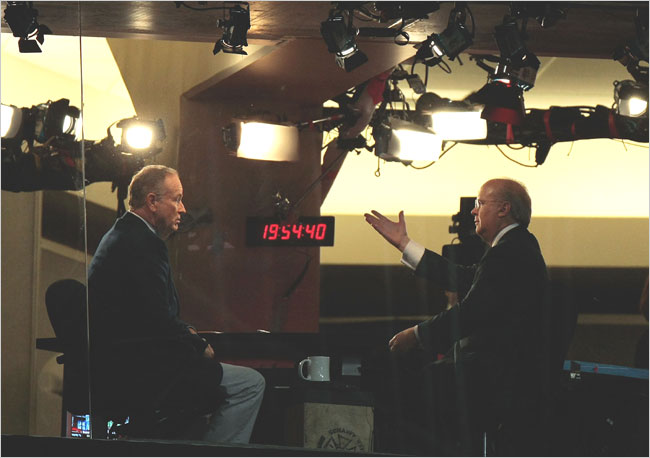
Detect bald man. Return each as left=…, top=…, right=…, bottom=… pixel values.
left=365, top=178, right=553, bottom=455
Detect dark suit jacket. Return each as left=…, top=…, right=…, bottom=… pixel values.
left=415, top=225, right=551, bottom=421
left=88, top=212, right=223, bottom=409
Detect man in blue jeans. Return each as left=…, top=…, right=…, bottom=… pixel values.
left=89, top=165, right=264, bottom=443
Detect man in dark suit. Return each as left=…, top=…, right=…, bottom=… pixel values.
left=89, top=165, right=264, bottom=444
left=364, top=178, right=553, bottom=455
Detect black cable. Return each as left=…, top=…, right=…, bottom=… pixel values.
left=409, top=160, right=436, bottom=170
left=439, top=141, right=457, bottom=159
left=408, top=141, right=457, bottom=170
left=394, top=29, right=410, bottom=46
left=466, top=4, right=475, bottom=37
left=613, top=139, right=649, bottom=149
left=494, top=144, right=537, bottom=167
left=436, top=60, right=452, bottom=74
left=566, top=141, right=575, bottom=156
left=290, top=141, right=349, bottom=212
left=282, top=253, right=312, bottom=299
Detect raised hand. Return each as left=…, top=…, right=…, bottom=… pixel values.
left=363, top=210, right=410, bottom=252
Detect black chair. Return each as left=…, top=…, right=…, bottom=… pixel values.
left=45, top=279, right=94, bottom=435
left=45, top=279, right=224, bottom=440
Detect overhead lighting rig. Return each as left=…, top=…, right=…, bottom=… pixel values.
left=3, top=1, right=52, bottom=53
left=213, top=3, right=250, bottom=55
left=1, top=99, right=79, bottom=147
left=2, top=99, right=165, bottom=214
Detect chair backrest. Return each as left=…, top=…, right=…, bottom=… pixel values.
left=45, top=279, right=91, bottom=415
left=45, top=279, right=88, bottom=353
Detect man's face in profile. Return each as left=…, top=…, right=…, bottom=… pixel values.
left=153, top=174, right=186, bottom=239
left=471, top=182, right=503, bottom=245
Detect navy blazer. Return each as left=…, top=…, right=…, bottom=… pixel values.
left=89, top=212, right=202, bottom=344
left=415, top=226, right=551, bottom=412
left=88, top=212, right=222, bottom=403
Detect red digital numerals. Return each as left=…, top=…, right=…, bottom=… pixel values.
left=262, top=223, right=327, bottom=240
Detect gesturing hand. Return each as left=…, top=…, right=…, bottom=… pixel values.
left=363, top=210, right=410, bottom=252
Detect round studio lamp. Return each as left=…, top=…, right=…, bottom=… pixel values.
left=116, top=118, right=165, bottom=155
left=1, top=104, right=24, bottom=139
left=614, top=80, right=648, bottom=117
left=467, top=81, right=526, bottom=125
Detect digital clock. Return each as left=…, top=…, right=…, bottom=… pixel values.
left=246, top=216, right=335, bottom=246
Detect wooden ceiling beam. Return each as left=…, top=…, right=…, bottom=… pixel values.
left=1, top=2, right=645, bottom=59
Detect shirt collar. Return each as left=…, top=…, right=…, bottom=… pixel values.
left=128, top=210, right=157, bottom=236
left=492, top=223, right=519, bottom=247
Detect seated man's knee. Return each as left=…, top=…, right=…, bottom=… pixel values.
left=251, top=369, right=265, bottom=394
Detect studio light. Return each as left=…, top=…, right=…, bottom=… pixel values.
left=415, top=4, right=473, bottom=67
left=116, top=118, right=166, bottom=155
left=491, top=56, right=540, bottom=92
left=33, top=99, right=80, bottom=142
left=416, top=93, right=487, bottom=140
left=3, top=1, right=52, bottom=53
left=213, top=4, right=250, bottom=55
left=492, top=20, right=540, bottom=90
left=373, top=117, right=441, bottom=163
left=1, top=104, right=24, bottom=139
left=467, top=81, right=526, bottom=125
left=223, top=121, right=300, bottom=162
left=1, top=98, right=81, bottom=154
left=614, top=80, right=649, bottom=117
left=320, top=12, right=368, bottom=72
left=432, top=110, right=486, bottom=141
left=2, top=98, right=168, bottom=206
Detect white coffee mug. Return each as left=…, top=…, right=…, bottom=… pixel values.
left=298, top=356, right=330, bottom=382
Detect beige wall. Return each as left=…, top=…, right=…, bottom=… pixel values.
left=106, top=38, right=268, bottom=171
left=1, top=192, right=39, bottom=435
left=323, top=215, right=649, bottom=267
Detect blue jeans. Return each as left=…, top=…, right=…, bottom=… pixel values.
left=202, top=363, right=265, bottom=444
